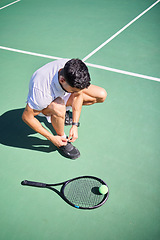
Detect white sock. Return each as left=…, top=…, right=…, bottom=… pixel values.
left=66, top=106, right=72, bottom=111
left=61, top=133, right=66, bottom=138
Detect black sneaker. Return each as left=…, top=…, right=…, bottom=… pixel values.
left=58, top=141, right=80, bottom=159
left=65, top=111, right=72, bottom=126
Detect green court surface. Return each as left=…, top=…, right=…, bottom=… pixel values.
left=0, top=0, right=160, bottom=240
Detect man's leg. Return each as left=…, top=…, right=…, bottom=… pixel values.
left=66, top=85, right=107, bottom=107
left=42, top=97, right=80, bottom=159
left=82, top=85, right=107, bottom=105
left=42, top=97, right=66, bottom=136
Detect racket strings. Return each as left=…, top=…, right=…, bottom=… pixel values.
left=63, top=178, right=106, bottom=208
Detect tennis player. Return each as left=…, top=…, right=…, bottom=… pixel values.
left=22, top=59, right=107, bottom=159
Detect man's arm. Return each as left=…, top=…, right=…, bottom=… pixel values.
left=68, top=92, right=83, bottom=142
left=22, top=104, right=67, bottom=147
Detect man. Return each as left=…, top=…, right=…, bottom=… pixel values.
left=22, top=58, right=107, bottom=159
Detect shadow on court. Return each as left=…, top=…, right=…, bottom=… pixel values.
left=0, top=108, right=57, bottom=153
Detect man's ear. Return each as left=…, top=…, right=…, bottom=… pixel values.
left=59, top=75, right=66, bottom=84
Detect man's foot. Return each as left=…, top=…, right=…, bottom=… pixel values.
left=65, top=111, right=72, bottom=126
left=58, top=141, right=80, bottom=159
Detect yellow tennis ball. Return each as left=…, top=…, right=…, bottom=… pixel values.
left=99, top=185, right=108, bottom=194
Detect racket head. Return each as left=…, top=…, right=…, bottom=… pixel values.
left=61, top=176, right=109, bottom=209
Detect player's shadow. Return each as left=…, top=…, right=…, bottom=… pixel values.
left=0, top=108, right=57, bottom=153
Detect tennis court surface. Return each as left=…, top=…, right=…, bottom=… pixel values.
left=0, top=0, right=160, bottom=239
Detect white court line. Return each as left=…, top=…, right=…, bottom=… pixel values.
left=82, top=0, right=160, bottom=62
left=0, top=45, right=159, bottom=82
left=85, top=62, right=160, bottom=82
left=0, top=0, right=21, bottom=10
left=0, top=46, right=62, bottom=60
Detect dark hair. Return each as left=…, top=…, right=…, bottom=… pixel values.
left=63, top=59, right=91, bottom=89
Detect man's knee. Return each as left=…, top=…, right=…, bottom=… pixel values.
left=98, top=88, right=107, bottom=103
left=42, top=97, right=66, bottom=118
left=51, top=98, right=66, bottom=118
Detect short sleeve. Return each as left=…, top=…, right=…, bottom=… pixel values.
left=27, top=87, right=52, bottom=110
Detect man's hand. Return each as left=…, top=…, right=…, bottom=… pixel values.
left=51, top=135, right=68, bottom=148
left=68, top=125, right=78, bottom=142
left=22, top=104, right=68, bottom=148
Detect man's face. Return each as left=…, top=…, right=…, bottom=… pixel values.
left=59, top=76, right=81, bottom=93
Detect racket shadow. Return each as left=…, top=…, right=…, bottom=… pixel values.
left=0, top=108, right=57, bottom=153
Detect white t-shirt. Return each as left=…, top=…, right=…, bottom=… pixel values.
left=27, top=58, right=70, bottom=110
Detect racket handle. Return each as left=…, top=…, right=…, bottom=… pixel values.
left=21, top=180, right=47, bottom=188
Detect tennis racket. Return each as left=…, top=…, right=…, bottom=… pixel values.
left=21, top=176, right=109, bottom=210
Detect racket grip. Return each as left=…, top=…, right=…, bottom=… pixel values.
left=21, top=180, right=47, bottom=188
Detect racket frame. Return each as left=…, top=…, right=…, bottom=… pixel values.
left=21, top=176, right=109, bottom=210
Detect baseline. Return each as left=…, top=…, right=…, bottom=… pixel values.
left=85, top=62, right=160, bottom=82
left=0, top=46, right=62, bottom=60
left=0, top=45, right=159, bottom=82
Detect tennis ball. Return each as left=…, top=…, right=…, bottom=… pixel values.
left=99, top=185, right=108, bottom=195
